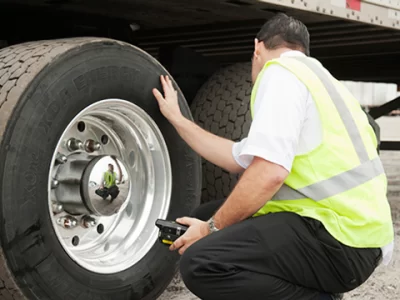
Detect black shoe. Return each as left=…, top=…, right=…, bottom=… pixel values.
left=331, top=294, right=344, bottom=300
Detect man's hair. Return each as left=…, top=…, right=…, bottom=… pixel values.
left=256, top=13, right=310, bottom=56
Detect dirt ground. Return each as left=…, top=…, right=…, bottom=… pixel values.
left=158, top=116, right=400, bottom=300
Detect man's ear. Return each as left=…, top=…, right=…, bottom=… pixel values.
left=254, top=38, right=261, bottom=59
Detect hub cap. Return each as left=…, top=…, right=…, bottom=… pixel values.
left=48, top=99, right=172, bottom=274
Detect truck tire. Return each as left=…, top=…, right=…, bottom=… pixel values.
left=191, top=62, right=380, bottom=203
left=191, top=63, right=252, bottom=203
left=0, top=38, right=201, bottom=300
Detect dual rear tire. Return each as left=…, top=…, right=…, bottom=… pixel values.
left=0, top=38, right=201, bottom=300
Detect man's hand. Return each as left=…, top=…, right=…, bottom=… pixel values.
left=152, top=75, right=184, bottom=126
left=170, top=217, right=209, bottom=255
left=152, top=75, right=243, bottom=174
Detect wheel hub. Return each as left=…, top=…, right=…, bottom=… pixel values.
left=48, top=99, right=172, bottom=274
left=81, top=155, right=130, bottom=216
left=54, top=154, right=131, bottom=217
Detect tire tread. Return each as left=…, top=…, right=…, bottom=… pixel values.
left=191, top=63, right=252, bottom=203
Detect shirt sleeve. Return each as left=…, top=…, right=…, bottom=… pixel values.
left=232, top=64, right=309, bottom=172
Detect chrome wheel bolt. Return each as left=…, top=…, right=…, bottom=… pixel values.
left=52, top=203, right=64, bottom=214
left=81, top=215, right=97, bottom=228
left=57, top=216, right=78, bottom=229
left=67, top=138, right=83, bottom=152
left=84, top=139, right=101, bottom=153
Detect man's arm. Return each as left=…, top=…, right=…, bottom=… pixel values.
left=170, top=156, right=288, bottom=254
left=213, top=157, right=288, bottom=228
left=172, top=118, right=242, bottom=173
left=112, top=157, right=123, bottom=182
left=153, top=75, right=243, bottom=174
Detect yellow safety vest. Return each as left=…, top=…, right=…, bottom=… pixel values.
left=251, top=56, right=393, bottom=249
left=104, top=171, right=117, bottom=188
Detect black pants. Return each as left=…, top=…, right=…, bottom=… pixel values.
left=96, top=186, right=119, bottom=200
left=180, top=200, right=382, bottom=300
left=108, top=185, right=120, bottom=200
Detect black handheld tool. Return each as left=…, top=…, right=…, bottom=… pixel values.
left=155, top=219, right=188, bottom=246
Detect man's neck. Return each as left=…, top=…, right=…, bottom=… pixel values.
left=263, top=48, right=302, bottom=64
left=274, top=48, right=295, bottom=57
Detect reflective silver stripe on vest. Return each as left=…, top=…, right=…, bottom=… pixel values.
left=271, top=58, right=382, bottom=202
left=295, top=57, right=369, bottom=164
left=273, top=157, right=384, bottom=201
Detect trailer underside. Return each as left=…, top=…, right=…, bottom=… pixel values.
left=2, top=0, right=400, bottom=83
left=0, top=0, right=400, bottom=149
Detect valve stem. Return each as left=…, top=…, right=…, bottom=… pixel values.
left=56, top=153, right=68, bottom=164
left=51, top=179, right=59, bottom=189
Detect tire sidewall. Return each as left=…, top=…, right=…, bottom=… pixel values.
left=0, top=41, right=201, bottom=299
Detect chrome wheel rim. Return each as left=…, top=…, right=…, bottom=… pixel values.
left=48, top=99, right=172, bottom=274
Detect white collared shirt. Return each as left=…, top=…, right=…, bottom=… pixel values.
left=232, top=50, right=393, bottom=265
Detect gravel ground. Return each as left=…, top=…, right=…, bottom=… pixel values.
left=158, top=116, right=400, bottom=300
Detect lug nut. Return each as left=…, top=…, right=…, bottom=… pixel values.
left=57, top=216, right=78, bottom=229
left=84, top=139, right=101, bottom=153
left=56, top=153, right=68, bottom=164
left=81, top=215, right=97, bottom=228
left=67, top=138, right=83, bottom=152
left=51, top=179, right=59, bottom=189
left=52, top=203, right=63, bottom=214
